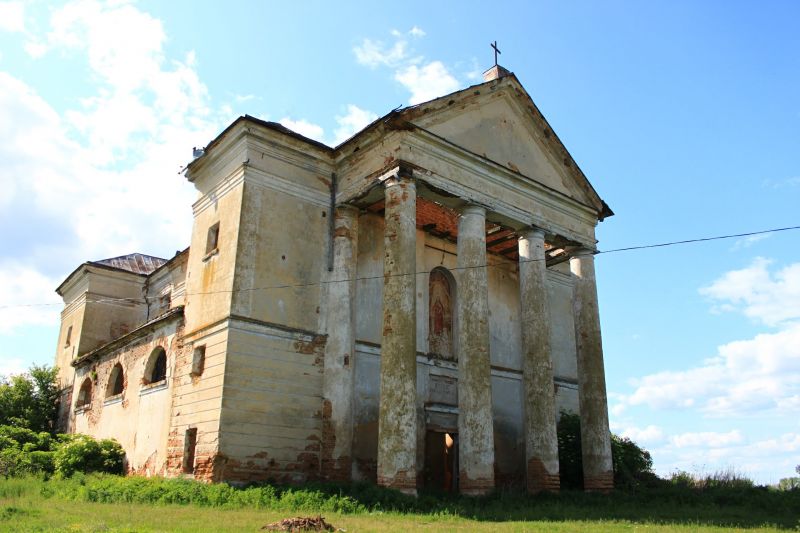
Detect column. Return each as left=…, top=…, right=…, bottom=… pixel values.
left=377, top=176, right=418, bottom=495
left=321, top=205, right=359, bottom=481
left=457, top=204, right=496, bottom=495
left=518, top=227, right=560, bottom=493
left=570, top=248, right=613, bottom=492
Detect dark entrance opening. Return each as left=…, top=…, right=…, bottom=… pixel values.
left=424, top=430, right=458, bottom=492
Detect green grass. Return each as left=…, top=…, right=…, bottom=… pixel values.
left=1, top=475, right=797, bottom=532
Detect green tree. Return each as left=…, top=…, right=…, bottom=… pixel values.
left=0, top=365, right=59, bottom=434
left=557, top=411, right=658, bottom=490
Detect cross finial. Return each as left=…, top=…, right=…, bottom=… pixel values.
left=491, top=41, right=501, bottom=66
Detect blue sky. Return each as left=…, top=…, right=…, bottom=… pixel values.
left=1, top=1, right=798, bottom=484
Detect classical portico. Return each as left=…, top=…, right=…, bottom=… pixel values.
left=335, top=161, right=611, bottom=494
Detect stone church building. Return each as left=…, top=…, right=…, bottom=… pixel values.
left=53, top=65, right=614, bottom=494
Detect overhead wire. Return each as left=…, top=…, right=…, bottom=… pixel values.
left=1, top=223, right=798, bottom=310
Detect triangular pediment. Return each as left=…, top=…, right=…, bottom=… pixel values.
left=398, top=75, right=608, bottom=216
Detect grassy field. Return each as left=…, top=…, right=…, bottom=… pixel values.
left=1, top=476, right=797, bottom=532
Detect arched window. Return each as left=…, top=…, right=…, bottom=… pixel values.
left=144, top=347, right=167, bottom=384
left=428, top=267, right=455, bottom=361
left=76, top=378, right=92, bottom=409
left=106, top=363, right=124, bottom=397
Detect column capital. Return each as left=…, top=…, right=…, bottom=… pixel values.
left=460, top=203, right=486, bottom=217
left=379, top=163, right=414, bottom=188
left=569, top=247, right=596, bottom=259
left=382, top=174, right=415, bottom=189
left=519, top=226, right=546, bottom=241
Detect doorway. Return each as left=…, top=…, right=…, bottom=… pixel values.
left=424, top=430, right=458, bottom=492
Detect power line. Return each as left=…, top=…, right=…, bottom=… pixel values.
left=596, top=224, right=800, bottom=255
left=1, top=223, right=798, bottom=310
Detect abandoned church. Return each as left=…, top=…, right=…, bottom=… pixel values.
left=53, top=64, right=615, bottom=495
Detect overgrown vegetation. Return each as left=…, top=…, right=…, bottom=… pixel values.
left=776, top=465, right=800, bottom=491
left=0, top=425, right=124, bottom=478
left=557, top=411, right=659, bottom=490
left=0, top=365, right=59, bottom=434
left=1, top=473, right=798, bottom=530
left=1, top=364, right=797, bottom=531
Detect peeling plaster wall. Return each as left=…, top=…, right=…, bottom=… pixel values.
left=230, top=182, right=327, bottom=331
left=491, top=372, right=524, bottom=487
left=165, top=323, right=227, bottom=481
left=71, top=320, right=183, bottom=476
left=183, top=174, right=243, bottom=336
left=216, top=321, right=324, bottom=484
left=351, top=345, right=380, bottom=482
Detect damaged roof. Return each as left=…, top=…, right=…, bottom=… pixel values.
left=94, top=253, right=167, bottom=276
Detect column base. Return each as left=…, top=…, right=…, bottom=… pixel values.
left=526, top=458, right=560, bottom=493
left=460, top=475, right=495, bottom=496
left=584, top=472, right=614, bottom=493
left=377, top=472, right=418, bottom=496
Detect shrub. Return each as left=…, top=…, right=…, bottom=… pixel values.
left=557, top=411, right=657, bottom=491
left=0, top=425, right=56, bottom=477
left=53, top=435, right=125, bottom=477
left=556, top=411, right=584, bottom=489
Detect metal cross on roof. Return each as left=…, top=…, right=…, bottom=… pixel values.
left=491, top=41, right=501, bottom=66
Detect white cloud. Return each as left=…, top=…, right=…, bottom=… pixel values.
left=278, top=117, right=325, bottom=143
left=620, top=321, right=800, bottom=416
left=409, top=26, right=426, bottom=38
left=616, top=259, right=800, bottom=419
left=0, top=263, right=61, bottom=334
left=353, top=38, right=408, bottom=68
left=333, top=104, right=378, bottom=144
left=354, top=29, right=461, bottom=105
left=0, top=2, right=25, bottom=33
left=0, top=357, right=27, bottom=378
left=671, top=430, right=743, bottom=448
left=700, top=258, right=800, bottom=326
left=618, top=424, right=665, bottom=445
left=0, top=0, right=221, bottom=333
left=730, top=233, right=771, bottom=250
left=650, top=431, right=800, bottom=483
left=395, top=61, right=460, bottom=105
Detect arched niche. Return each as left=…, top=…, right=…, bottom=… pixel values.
left=428, top=267, right=456, bottom=361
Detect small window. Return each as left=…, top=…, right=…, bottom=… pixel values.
left=106, top=363, right=124, bottom=397
left=183, top=428, right=198, bottom=473
left=205, top=222, right=220, bottom=255
left=65, top=326, right=73, bottom=347
left=191, top=345, right=206, bottom=376
left=144, top=347, right=168, bottom=385
left=76, top=378, right=92, bottom=409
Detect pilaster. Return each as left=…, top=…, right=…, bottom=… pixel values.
left=321, top=205, right=359, bottom=481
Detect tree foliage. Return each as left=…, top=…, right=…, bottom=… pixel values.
left=0, top=365, right=59, bottom=434
left=557, top=411, right=658, bottom=490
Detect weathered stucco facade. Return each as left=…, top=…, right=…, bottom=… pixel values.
left=54, top=67, right=614, bottom=494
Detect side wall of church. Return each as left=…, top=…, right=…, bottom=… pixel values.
left=70, top=319, right=186, bottom=476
